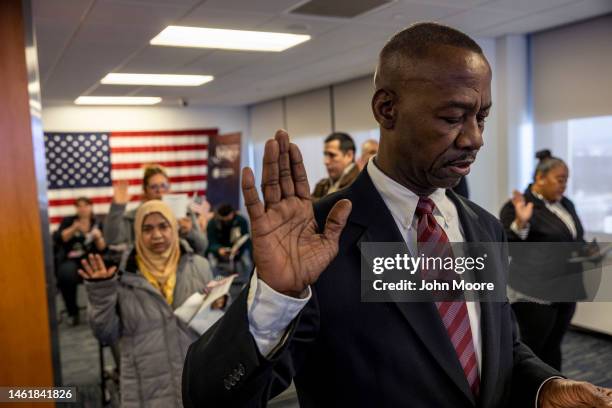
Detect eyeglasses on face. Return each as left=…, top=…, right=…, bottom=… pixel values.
left=147, top=183, right=169, bottom=192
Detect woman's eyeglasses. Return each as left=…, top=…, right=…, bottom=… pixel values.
left=147, top=183, right=169, bottom=192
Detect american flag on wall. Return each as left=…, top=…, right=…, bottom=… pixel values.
left=44, top=128, right=217, bottom=230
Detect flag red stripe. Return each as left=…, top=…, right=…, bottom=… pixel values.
left=111, top=144, right=208, bottom=154
left=118, top=175, right=206, bottom=185
left=111, top=159, right=207, bottom=170
left=50, top=196, right=135, bottom=207
left=49, top=190, right=207, bottom=210
left=110, top=129, right=217, bottom=137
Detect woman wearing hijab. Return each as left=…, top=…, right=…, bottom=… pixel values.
left=80, top=200, right=213, bottom=407
left=500, top=149, right=590, bottom=371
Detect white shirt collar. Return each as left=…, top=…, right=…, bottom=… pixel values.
left=366, top=156, right=455, bottom=229
left=531, top=188, right=560, bottom=205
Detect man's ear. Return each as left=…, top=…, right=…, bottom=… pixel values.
left=372, top=88, right=396, bottom=129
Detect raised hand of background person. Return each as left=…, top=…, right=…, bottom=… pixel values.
left=539, top=378, right=612, bottom=408
left=241, top=130, right=352, bottom=298
left=511, top=189, right=533, bottom=228
left=78, top=254, right=117, bottom=280
left=113, top=180, right=130, bottom=205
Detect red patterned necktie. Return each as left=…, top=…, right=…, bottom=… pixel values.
left=415, top=196, right=480, bottom=397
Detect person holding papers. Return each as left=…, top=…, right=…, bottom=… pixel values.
left=206, top=203, right=252, bottom=282
left=80, top=200, right=214, bottom=407
left=500, top=150, right=594, bottom=371
left=104, top=164, right=208, bottom=255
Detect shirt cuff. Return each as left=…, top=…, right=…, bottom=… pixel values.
left=510, top=220, right=530, bottom=240
left=247, top=271, right=311, bottom=357
left=535, top=376, right=564, bottom=408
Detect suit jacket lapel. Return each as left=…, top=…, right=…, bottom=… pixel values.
left=349, top=171, right=477, bottom=404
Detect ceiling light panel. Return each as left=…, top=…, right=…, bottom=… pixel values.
left=150, top=26, right=311, bottom=52
left=101, top=73, right=213, bottom=86
left=74, top=96, right=162, bottom=105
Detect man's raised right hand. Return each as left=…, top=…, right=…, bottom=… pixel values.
left=242, top=130, right=352, bottom=298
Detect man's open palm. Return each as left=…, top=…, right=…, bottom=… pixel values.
left=242, top=130, right=352, bottom=297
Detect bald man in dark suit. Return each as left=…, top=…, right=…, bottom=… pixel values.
left=183, top=23, right=612, bottom=408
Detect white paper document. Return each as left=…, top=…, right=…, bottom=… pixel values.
left=174, top=275, right=236, bottom=334
left=162, top=193, right=190, bottom=219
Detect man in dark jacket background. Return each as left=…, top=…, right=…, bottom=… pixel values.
left=311, top=132, right=360, bottom=201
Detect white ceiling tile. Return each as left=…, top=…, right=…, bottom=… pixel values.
left=180, top=51, right=267, bottom=76
left=87, top=84, right=145, bottom=96
left=179, top=7, right=273, bottom=30
left=99, top=0, right=200, bottom=6
left=199, top=0, right=303, bottom=14
left=403, top=0, right=490, bottom=6
left=35, top=18, right=79, bottom=80
left=120, top=45, right=208, bottom=73
left=86, top=0, right=187, bottom=27
left=476, top=0, right=612, bottom=37
left=75, top=22, right=161, bottom=47
left=129, top=85, right=213, bottom=98
left=440, top=7, right=528, bottom=34
left=475, top=13, right=572, bottom=36
left=33, top=0, right=95, bottom=23
left=543, top=0, right=612, bottom=20
left=354, top=1, right=468, bottom=27
left=254, top=14, right=340, bottom=35
left=481, top=0, right=578, bottom=13
left=41, top=71, right=97, bottom=100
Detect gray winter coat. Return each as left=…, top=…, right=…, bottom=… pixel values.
left=104, top=202, right=208, bottom=255
left=85, top=242, right=213, bottom=407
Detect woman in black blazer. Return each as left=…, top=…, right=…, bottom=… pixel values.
left=500, top=150, right=588, bottom=371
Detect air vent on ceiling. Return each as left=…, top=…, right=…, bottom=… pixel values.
left=289, top=0, right=394, bottom=19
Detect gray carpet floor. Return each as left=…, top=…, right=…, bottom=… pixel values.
left=56, top=291, right=612, bottom=407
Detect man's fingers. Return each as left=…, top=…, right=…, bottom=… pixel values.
left=289, top=142, right=311, bottom=199
left=275, top=130, right=295, bottom=199
left=323, top=199, right=352, bottom=243
left=242, top=167, right=265, bottom=221
left=261, top=137, right=281, bottom=207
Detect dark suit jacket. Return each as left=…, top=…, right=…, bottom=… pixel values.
left=183, top=170, right=559, bottom=408
left=500, top=186, right=587, bottom=301
left=312, top=163, right=360, bottom=201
